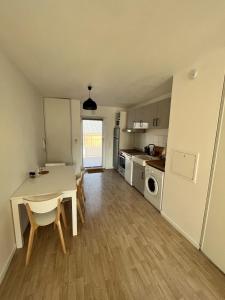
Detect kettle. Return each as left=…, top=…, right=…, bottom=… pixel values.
left=148, top=144, right=155, bottom=156
left=144, top=144, right=155, bottom=156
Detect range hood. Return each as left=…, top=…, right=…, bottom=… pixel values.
left=133, top=122, right=149, bottom=129
left=125, top=121, right=149, bottom=133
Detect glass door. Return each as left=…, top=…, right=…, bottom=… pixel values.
left=82, top=119, right=103, bottom=168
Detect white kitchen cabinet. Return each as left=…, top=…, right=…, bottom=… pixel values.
left=148, top=102, right=158, bottom=128
left=141, top=105, right=154, bottom=124
left=155, top=98, right=171, bottom=129
left=127, top=109, right=135, bottom=128
left=127, top=98, right=171, bottom=129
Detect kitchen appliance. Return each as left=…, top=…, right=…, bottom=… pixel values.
left=113, top=127, right=120, bottom=169
left=118, top=151, right=125, bottom=177
left=144, top=144, right=155, bottom=156
left=121, top=149, right=146, bottom=185
left=126, top=121, right=148, bottom=133
left=133, top=122, right=149, bottom=129
left=132, top=154, right=159, bottom=194
left=144, top=165, right=164, bottom=211
left=149, top=144, right=155, bottom=156
left=124, top=153, right=133, bottom=185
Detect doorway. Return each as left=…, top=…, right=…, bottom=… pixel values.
left=82, top=119, right=103, bottom=168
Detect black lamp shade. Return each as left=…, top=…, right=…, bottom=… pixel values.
left=83, top=98, right=97, bottom=110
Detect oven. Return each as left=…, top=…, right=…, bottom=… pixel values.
left=118, top=152, right=125, bottom=177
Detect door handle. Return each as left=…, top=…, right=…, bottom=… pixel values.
left=141, top=171, right=144, bottom=179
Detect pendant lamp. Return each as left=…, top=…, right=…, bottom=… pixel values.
left=83, top=85, right=97, bottom=110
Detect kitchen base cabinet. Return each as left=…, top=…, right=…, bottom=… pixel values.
left=132, top=162, right=145, bottom=194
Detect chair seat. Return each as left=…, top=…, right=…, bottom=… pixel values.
left=33, top=209, right=57, bottom=226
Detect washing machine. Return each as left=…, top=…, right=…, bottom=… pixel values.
left=144, top=165, right=164, bottom=211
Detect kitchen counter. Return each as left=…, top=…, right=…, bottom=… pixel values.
left=146, top=159, right=165, bottom=172
left=120, top=149, right=145, bottom=156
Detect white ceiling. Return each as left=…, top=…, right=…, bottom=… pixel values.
left=0, top=0, right=224, bottom=107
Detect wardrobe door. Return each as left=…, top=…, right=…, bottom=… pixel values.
left=44, top=98, right=72, bottom=164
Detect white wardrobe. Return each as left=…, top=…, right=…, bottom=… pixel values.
left=44, top=98, right=81, bottom=172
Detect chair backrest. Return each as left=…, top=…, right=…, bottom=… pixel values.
left=75, top=168, right=85, bottom=179
left=23, top=192, right=63, bottom=214
left=80, top=170, right=85, bottom=184
left=45, top=163, right=66, bottom=167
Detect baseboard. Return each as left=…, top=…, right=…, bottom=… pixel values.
left=0, top=245, right=16, bottom=285
left=161, top=211, right=200, bottom=249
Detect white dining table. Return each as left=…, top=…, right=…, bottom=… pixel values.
left=11, top=166, right=77, bottom=248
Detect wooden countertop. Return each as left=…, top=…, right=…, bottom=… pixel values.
left=146, top=160, right=165, bottom=172
left=120, top=149, right=145, bottom=156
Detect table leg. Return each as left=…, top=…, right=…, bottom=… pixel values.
left=71, top=190, right=77, bottom=236
left=11, top=200, right=23, bottom=248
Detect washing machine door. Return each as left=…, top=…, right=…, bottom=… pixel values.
left=146, top=176, right=158, bottom=195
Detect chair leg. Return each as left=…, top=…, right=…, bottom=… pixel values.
left=56, top=221, right=66, bottom=254
left=60, top=203, right=68, bottom=228
left=80, top=189, right=85, bottom=208
left=26, top=226, right=36, bottom=265
left=77, top=196, right=85, bottom=224
left=81, top=186, right=86, bottom=202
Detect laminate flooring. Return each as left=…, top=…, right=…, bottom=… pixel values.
left=1, top=170, right=225, bottom=300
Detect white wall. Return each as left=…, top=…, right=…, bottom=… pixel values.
left=134, top=128, right=168, bottom=150
left=162, top=49, right=225, bottom=248
left=118, top=111, right=135, bottom=150
left=0, top=51, right=45, bottom=283
left=201, top=79, right=225, bottom=273
left=44, top=98, right=72, bottom=164
left=81, top=106, right=124, bottom=169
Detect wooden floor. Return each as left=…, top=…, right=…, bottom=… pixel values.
left=1, top=170, right=225, bottom=300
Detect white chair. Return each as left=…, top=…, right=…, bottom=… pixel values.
left=76, top=177, right=84, bottom=224
left=24, top=192, right=67, bottom=265
left=45, top=163, right=66, bottom=167
left=76, top=170, right=86, bottom=224
left=62, top=167, right=86, bottom=224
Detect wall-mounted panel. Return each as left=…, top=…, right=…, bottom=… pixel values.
left=171, top=150, right=198, bottom=182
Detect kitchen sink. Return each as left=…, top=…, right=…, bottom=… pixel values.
left=132, top=154, right=159, bottom=166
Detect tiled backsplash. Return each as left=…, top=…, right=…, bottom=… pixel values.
left=134, top=128, right=168, bottom=150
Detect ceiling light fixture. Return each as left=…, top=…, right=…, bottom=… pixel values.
left=83, top=85, right=97, bottom=110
